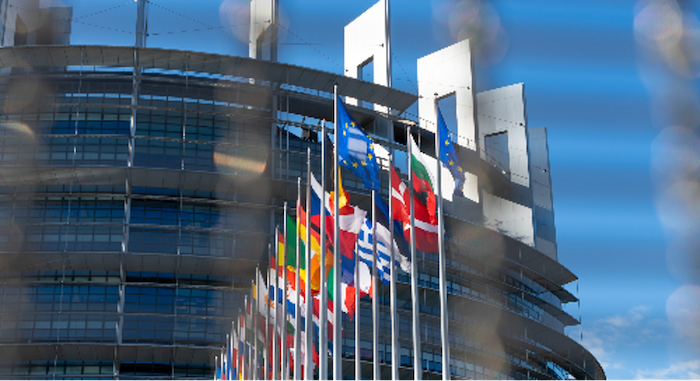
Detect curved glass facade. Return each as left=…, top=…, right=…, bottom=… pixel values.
left=0, top=45, right=603, bottom=380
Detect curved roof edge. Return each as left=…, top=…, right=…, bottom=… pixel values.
left=0, top=45, right=418, bottom=112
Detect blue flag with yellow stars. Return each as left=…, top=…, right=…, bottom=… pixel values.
left=337, top=96, right=380, bottom=191
left=438, top=108, right=466, bottom=195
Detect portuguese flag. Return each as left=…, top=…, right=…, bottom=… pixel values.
left=408, top=134, right=438, bottom=220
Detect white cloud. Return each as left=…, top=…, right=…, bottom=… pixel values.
left=579, top=305, right=670, bottom=378
left=601, top=305, right=653, bottom=328
left=634, top=360, right=700, bottom=380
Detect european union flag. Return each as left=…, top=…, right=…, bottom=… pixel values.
left=438, top=108, right=466, bottom=195
left=336, top=96, right=380, bottom=191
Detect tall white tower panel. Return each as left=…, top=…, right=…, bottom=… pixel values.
left=344, top=0, right=391, bottom=112
left=417, top=39, right=477, bottom=150
left=249, top=0, right=278, bottom=61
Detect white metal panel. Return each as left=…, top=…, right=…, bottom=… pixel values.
left=462, top=170, right=479, bottom=203
left=249, top=0, right=277, bottom=60
left=417, top=39, right=477, bottom=150
left=477, top=83, right=530, bottom=188
left=344, top=0, right=390, bottom=112
left=483, top=192, right=534, bottom=247
left=1, top=0, right=40, bottom=47
left=529, top=127, right=558, bottom=260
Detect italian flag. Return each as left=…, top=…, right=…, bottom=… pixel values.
left=408, top=134, right=438, bottom=220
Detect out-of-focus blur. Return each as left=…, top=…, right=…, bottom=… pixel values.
left=430, top=0, right=508, bottom=65
left=637, top=0, right=700, bottom=360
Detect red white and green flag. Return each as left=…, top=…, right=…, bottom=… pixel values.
left=408, top=134, right=438, bottom=220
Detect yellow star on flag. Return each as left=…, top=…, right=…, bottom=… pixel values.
left=449, top=160, right=454, bottom=166
left=352, top=162, right=358, bottom=168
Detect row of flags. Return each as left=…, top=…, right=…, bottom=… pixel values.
left=216, top=92, right=464, bottom=380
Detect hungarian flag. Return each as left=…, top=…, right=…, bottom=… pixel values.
left=391, top=165, right=439, bottom=253
left=408, top=134, right=438, bottom=220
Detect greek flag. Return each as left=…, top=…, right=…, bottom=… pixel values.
left=357, top=220, right=391, bottom=285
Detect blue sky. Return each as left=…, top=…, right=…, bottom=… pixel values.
left=58, top=0, right=700, bottom=378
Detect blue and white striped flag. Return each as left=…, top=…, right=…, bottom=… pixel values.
left=357, top=219, right=391, bottom=286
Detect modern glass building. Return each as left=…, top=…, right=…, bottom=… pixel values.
left=0, top=0, right=604, bottom=379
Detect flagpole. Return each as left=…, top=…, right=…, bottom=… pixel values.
left=230, top=328, right=235, bottom=380
left=407, top=125, right=422, bottom=380
left=241, top=314, right=245, bottom=381
left=295, top=177, right=302, bottom=380
left=371, top=190, right=380, bottom=379
left=304, top=147, right=313, bottom=380
left=434, top=97, right=451, bottom=380
left=332, top=84, right=342, bottom=381
left=252, top=272, right=258, bottom=380
left=226, top=333, right=231, bottom=380
left=388, top=152, right=400, bottom=380
left=319, top=117, right=328, bottom=380
left=354, top=237, right=361, bottom=380
left=272, top=231, right=278, bottom=380
left=267, top=252, right=271, bottom=380
left=266, top=255, right=271, bottom=380
left=231, top=331, right=235, bottom=380
left=239, top=313, right=244, bottom=381
left=283, top=201, right=289, bottom=380
left=245, top=294, right=252, bottom=380
left=248, top=301, right=252, bottom=380
left=234, top=321, right=236, bottom=380
left=234, top=318, right=239, bottom=380
left=236, top=317, right=240, bottom=380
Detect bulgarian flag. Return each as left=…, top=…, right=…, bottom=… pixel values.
left=408, top=134, right=438, bottom=220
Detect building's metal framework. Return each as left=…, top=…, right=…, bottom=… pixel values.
left=0, top=1, right=604, bottom=379
left=0, top=44, right=603, bottom=380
